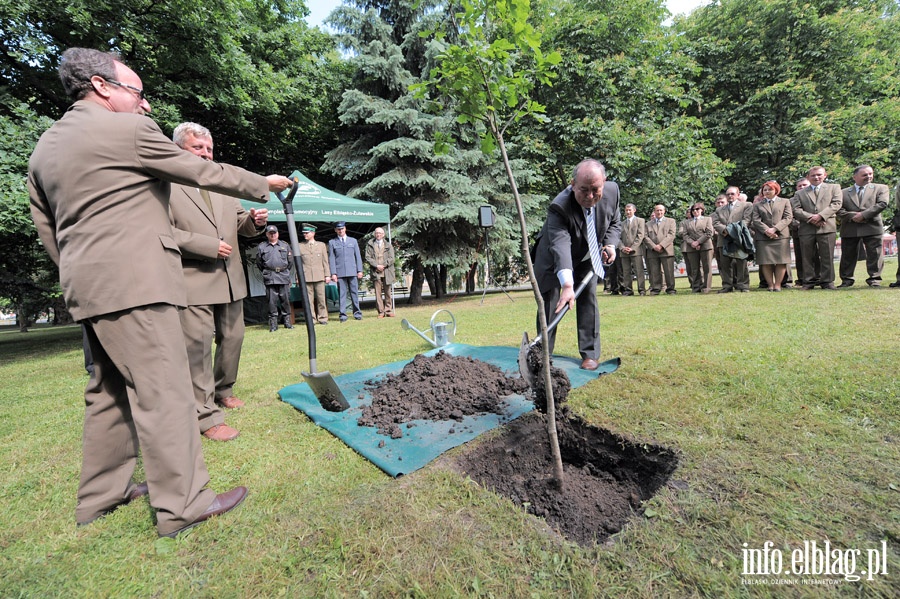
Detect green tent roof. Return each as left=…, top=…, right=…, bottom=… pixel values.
left=240, top=170, right=390, bottom=225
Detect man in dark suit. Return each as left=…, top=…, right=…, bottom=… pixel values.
left=533, top=159, right=621, bottom=370
left=256, top=226, right=294, bottom=331
left=790, top=166, right=843, bottom=289
left=27, top=48, right=292, bottom=537
left=328, top=222, right=364, bottom=322
left=169, top=122, right=270, bottom=442
left=837, top=164, right=888, bottom=287
left=643, top=204, right=677, bottom=295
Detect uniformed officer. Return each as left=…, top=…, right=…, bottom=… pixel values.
left=256, top=225, right=293, bottom=331
left=298, top=223, right=331, bottom=325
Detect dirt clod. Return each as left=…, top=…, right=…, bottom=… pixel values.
left=526, top=342, right=571, bottom=414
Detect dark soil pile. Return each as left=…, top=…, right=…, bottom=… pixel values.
left=451, top=412, right=679, bottom=546
left=358, top=350, right=528, bottom=438
left=526, top=342, right=570, bottom=414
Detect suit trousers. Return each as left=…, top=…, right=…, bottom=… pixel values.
left=80, top=304, right=216, bottom=536
left=646, top=252, right=675, bottom=292
left=305, top=280, right=329, bottom=323
left=718, top=253, right=749, bottom=291
left=180, top=305, right=225, bottom=432
left=618, top=254, right=645, bottom=293
left=539, top=276, right=600, bottom=361
left=799, top=233, right=836, bottom=285
left=266, top=283, right=291, bottom=320
left=212, top=299, right=245, bottom=401
left=373, top=276, right=393, bottom=315
left=838, top=235, right=883, bottom=284
left=337, top=276, right=361, bottom=318
left=685, top=249, right=713, bottom=292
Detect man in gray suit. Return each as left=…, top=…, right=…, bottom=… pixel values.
left=791, top=166, right=843, bottom=289
left=27, top=48, right=292, bottom=537
left=533, top=159, right=621, bottom=370
left=169, top=122, right=269, bottom=442
left=837, top=165, right=888, bottom=287
left=328, top=222, right=364, bottom=322
left=617, top=203, right=646, bottom=296
left=643, top=204, right=677, bottom=295
left=712, top=186, right=753, bottom=292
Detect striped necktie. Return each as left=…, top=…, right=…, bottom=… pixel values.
left=585, top=207, right=604, bottom=278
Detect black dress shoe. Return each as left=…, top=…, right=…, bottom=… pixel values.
left=160, top=486, right=248, bottom=538
left=580, top=358, right=599, bottom=370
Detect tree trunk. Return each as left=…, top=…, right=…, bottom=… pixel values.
left=465, top=262, right=477, bottom=294
left=407, top=259, right=424, bottom=305
left=424, top=265, right=439, bottom=299
left=16, top=303, right=30, bottom=332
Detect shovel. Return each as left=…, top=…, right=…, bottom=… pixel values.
left=277, top=179, right=350, bottom=412
left=518, top=270, right=595, bottom=387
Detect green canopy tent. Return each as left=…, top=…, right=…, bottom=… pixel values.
left=240, top=170, right=392, bottom=324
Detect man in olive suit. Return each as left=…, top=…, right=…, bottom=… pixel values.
left=790, top=166, right=843, bottom=290
left=712, top=186, right=754, bottom=292
left=617, top=203, right=646, bottom=296
left=169, top=122, right=269, bottom=442
left=27, top=48, right=292, bottom=537
left=642, top=204, right=677, bottom=295
left=298, top=223, right=331, bottom=324
left=837, top=165, right=888, bottom=287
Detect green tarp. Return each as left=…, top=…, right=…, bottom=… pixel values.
left=240, top=170, right=390, bottom=225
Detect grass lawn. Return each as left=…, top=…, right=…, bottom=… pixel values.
left=1, top=262, right=898, bottom=597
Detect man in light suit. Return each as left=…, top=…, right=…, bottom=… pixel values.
left=643, top=204, right=677, bottom=295
left=617, top=203, right=646, bottom=296
left=27, top=48, right=292, bottom=537
left=533, top=159, right=621, bottom=370
left=712, top=186, right=753, bottom=292
left=837, top=165, right=888, bottom=287
left=790, top=166, right=843, bottom=289
left=169, top=122, right=269, bottom=442
left=365, top=227, right=396, bottom=318
left=299, top=223, right=331, bottom=324
left=328, top=222, right=364, bottom=322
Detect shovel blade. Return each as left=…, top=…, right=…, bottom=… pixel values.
left=518, top=332, right=535, bottom=388
left=302, top=370, right=350, bottom=412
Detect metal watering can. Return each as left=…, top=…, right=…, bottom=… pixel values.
left=401, top=309, right=456, bottom=347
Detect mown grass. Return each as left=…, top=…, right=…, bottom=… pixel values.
left=1, top=262, right=898, bottom=597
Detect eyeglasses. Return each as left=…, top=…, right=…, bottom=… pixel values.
left=106, top=79, right=147, bottom=100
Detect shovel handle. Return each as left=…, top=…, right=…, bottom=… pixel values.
left=534, top=270, right=595, bottom=345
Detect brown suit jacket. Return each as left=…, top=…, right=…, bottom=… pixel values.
left=838, top=183, right=888, bottom=238
left=790, top=183, right=842, bottom=236
left=299, top=239, right=331, bottom=283
left=169, top=185, right=262, bottom=305
left=679, top=216, right=714, bottom=251
left=750, top=198, right=793, bottom=240
left=27, top=101, right=268, bottom=320
left=712, top=201, right=753, bottom=247
left=643, top=217, right=676, bottom=256
left=618, top=216, right=645, bottom=256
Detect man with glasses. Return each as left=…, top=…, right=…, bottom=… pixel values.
left=712, top=186, right=753, bottom=292
left=532, top=159, right=621, bottom=370
left=28, top=48, right=293, bottom=537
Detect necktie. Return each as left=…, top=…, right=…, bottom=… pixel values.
left=585, top=207, right=604, bottom=278
left=858, top=186, right=865, bottom=199
left=199, top=189, right=213, bottom=213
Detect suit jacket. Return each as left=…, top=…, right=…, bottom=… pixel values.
left=618, top=216, right=645, bottom=256
left=750, top=198, right=793, bottom=240
left=328, top=235, right=363, bottom=278
left=169, top=185, right=262, bottom=305
left=712, top=201, right=754, bottom=248
left=533, top=182, right=622, bottom=293
left=299, top=239, right=330, bottom=283
left=365, top=238, right=396, bottom=285
left=838, top=183, right=888, bottom=238
left=790, top=183, right=842, bottom=236
left=28, top=101, right=268, bottom=321
left=679, top=216, right=714, bottom=252
left=643, top=217, right=676, bottom=256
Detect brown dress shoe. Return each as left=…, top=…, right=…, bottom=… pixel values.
left=159, top=486, right=248, bottom=538
left=77, top=481, right=149, bottom=527
left=580, top=358, right=600, bottom=371
left=216, top=396, right=245, bottom=409
left=202, top=424, right=240, bottom=442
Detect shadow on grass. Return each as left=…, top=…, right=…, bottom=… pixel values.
left=0, top=324, right=84, bottom=365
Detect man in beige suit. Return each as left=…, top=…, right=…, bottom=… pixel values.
left=617, top=203, right=646, bottom=296
left=642, top=204, right=677, bottom=295
left=299, top=223, right=331, bottom=324
left=712, top=186, right=753, bottom=292
left=837, top=165, right=888, bottom=287
left=27, top=48, right=292, bottom=537
left=170, top=122, right=269, bottom=442
left=790, top=166, right=843, bottom=289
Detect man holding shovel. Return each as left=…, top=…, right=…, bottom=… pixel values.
left=532, top=159, right=621, bottom=370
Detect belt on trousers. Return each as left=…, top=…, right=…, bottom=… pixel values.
left=268, top=267, right=287, bottom=272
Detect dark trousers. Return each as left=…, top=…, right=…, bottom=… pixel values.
left=799, top=233, right=836, bottom=285
left=266, top=284, right=291, bottom=320
left=538, top=275, right=600, bottom=361
left=719, top=253, right=749, bottom=291
left=839, top=235, right=883, bottom=284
